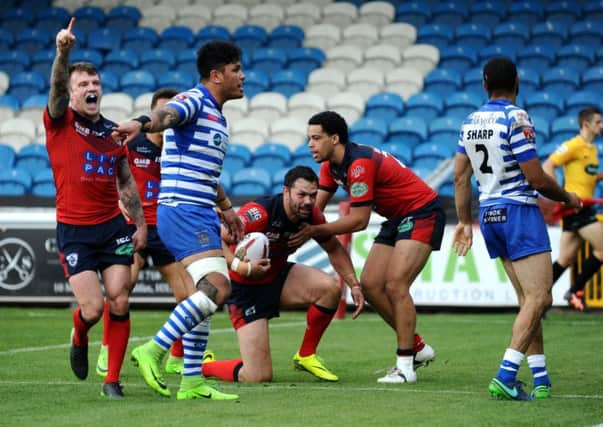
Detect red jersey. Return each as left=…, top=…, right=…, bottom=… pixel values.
left=230, top=194, right=328, bottom=285
left=44, top=107, right=125, bottom=225
left=319, top=143, right=437, bottom=218
left=125, top=133, right=161, bottom=225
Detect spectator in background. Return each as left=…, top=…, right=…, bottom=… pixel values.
left=289, top=111, right=441, bottom=385
left=44, top=18, right=147, bottom=399
left=543, top=107, right=603, bottom=311
left=95, top=88, right=195, bottom=378
left=453, top=56, right=581, bottom=400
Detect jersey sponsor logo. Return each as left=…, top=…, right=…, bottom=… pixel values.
left=115, top=242, right=134, bottom=255
left=245, top=207, right=262, bottom=222
left=212, top=132, right=222, bottom=146
left=197, top=231, right=210, bottom=245
left=465, top=129, right=494, bottom=140
left=522, top=126, right=535, bottom=141
left=350, top=182, right=368, bottom=197
left=585, top=164, right=598, bottom=175
left=66, top=252, right=78, bottom=268
left=134, top=157, right=151, bottom=168
left=350, top=165, right=365, bottom=178
left=397, top=217, right=414, bottom=233
left=244, top=305, right=256, bottom=316
left=0, top=238, right=35, bottom=291
left=483, top=208, right=507, bottom=224
left=83, top=151, right=118, bottom=176
left=471, top=114, right=498, bottom=127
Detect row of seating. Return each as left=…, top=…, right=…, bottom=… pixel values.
left=0, top=167, right=54, bottom=197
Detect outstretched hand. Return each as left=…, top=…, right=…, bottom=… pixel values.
left=452, top=223, right=473, bottom=257
left=56, top=17, right=76, bottom=53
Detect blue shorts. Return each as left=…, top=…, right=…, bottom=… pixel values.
left=127, top=224, right=175, bottom=267
left=479, top=203, right=551, bottom=261
left=57, top=214, right=133, bottom=278
left=156, top=203, right=222, bottom=261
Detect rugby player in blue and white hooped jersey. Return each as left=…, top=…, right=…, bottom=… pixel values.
left=113, top=41, right=246, bottom=401
left=452, top=57, right=581, bottom=401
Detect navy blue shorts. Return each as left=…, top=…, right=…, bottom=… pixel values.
left=57, top=214, right=133, bottom=278
left=374, top=199, right=446, bottom=250
left=479, top=203, right=551, bottom=261
left=128, top=224, right=175, bottom=267
left=228, top=262, right=295, bottom=329
left=561, top=206, right=598, bottom=232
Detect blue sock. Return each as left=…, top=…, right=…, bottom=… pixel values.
left=527, top=354, right=551, bottom=387
left=182, top=318, right=210, bottom=377
left=496, top=348, right=524, bottom=385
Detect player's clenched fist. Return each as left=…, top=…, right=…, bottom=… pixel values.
left=56, top=17, right=76, bottom=52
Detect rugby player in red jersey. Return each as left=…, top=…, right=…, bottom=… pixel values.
left=290, top=111, right=443, bottom=384
left=44, top=18, right=147, bottom=398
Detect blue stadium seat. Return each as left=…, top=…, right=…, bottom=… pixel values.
left=8, top=71, right=46, bottom=103
left=14, top=28, right=50, bottom=54
left=508, top=2, right=544, bottom=27
left=454, top=23, right=491, bottom=50
left=175, top=48, right=198, bottom=77
left=69, top=49, right=102, bottom=68
left=268, top=25, right=304, bottom=49
left=492, top=22, right=530, bottom=49
left=424, top=68, right=461, bottom=98
left=220, top=169, right=232, bottom=193
left=35, top=7, right=70, bottom=35
left=251, top=143, right=292, bottom=172
left=405, top=92, right=444, bottom=122
left=270, top=69, right=306, bottom=97
left=479, top=45, right=517, bottom=64
left=159, top=26, right=195, bottom=51
left=100, top=70, right=119, bottom=93
left=468, top=0, right=507, bottom=27
left=287, top=47, right=325, bottom=74
left=545, top=1, right=582, bottom=26
left=244, top=69, right=270, bottom=99
left=30, top=50, right=55, bottom=76
left=0, top=143, right=16, bottom=170
left=0, top=168, right=31, bottom=196
left=291, top=153, right=320, bottom=174
left=541, top=67, right=580, bottom=95
left=431, top=2, right=468, bottom=27
left=388, top=117, right=427, bottom=146
left=73, top=6, right=105, bottom=35
left=417, top=24, right=454, bottom=51
left=105, top=6, right=141, bottom=33
left=0, top=29, right=13, bottom=51
left=103, top=49, right=139, bottom=76
left=517, top=68, right=541, bottom=97
left=444, top=92, right=483, bottom=120
left=122, top=27, right=159, bottom=56
left=365, top=92, right=404, bottom=122
left=231, top=182, right=269, bottom=197
left=395, top=2, right=431, bottom=27
left=31, top=167, right=55, bottom=197
left=196, top=25, right=231, bottom=47
left=232, top=167, right=271, bottom=195
left=158, top=70, right=195, bottom=93
left=530, top=21, right=568, bottom=52
left=270, top=167, right=289, bottom=194
left=582, top=66, right=603, bottom=93
left=227, top=143, right=253, bottom=167
left=529, top=115, right=550, bottom=145
left=22, top=93, right=47, bottom=109
left=222, top=157, right=246, bottom=177
left=251, top=48, right=287, bottom=73
left=413, top=142, right=452, bottom=168
left=15, top=143, right=49, bottom=174
left=461, top=67, right=484, bottom=94
left=140, top=49, right=176, bottom=75
left=551, top=115, right=579, bottom=142
left=382, top=141, right=412, bottom=165
left=524, top=92, right=564, bottom=121
left=569, top=21, right=603, bottom=46
left=349, top=117, right=388, bottom=146
left=120, top=70, right=156, bottom=99
left=439, top=46, right=478, bottom=74
left=584, top=1, right=603, bottom=23
left=291, top=144, right=310, bottom=162
left=87, top=28, right=122, bottom=54
left=556, top=44, right=594, bottom=73
left=438, top=181, right=455, bottom=198
left=0, top=51, right=30, bottom=76
left=233, top=25, right=268, bottom=50
left=429, top=116, right=461, bottom=141
left=565, top=91, right=601, bottom=117
left=2, top=8, right=34, bottom=34
left=0, top=94, right=20, bottom=112
left=517, top=45, right=556, bottom=75
left=538, top=141, right=559, bottom=161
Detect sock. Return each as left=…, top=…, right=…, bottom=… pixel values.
left=170, top=337, right=184, bottom=358
left=570, top=256, right=602, bottom=292
left=298, top=304, right=336, bottom=357
left=396, top=348, right=414, bottom=372
left=527, top=354, right=551, bottom=388
left=105, top=311, right=130, bottom=384
left=72, top=307, right=93, bottom=347
left=552, top=261, right=567, bottom=285
left=182, top=318, right=210, bottom=377
left=496, top=348, right=524, bottom=385
left=153, top=290, right=215, bottom=351
left=413, top=333, right=425, bottom=353
left=202, top=359, right=243, bottom=382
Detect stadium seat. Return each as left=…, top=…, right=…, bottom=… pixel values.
left=556, top=44, right=595, bottom=73
left=250, top=48, right=287, bottom=73
left=173, top=48, right=197, bottom=77
left=439, top=46, right=478, bottom=74
left=2, top=8, right=34, bottom=34
left=213, top=4, right=248, bottom=33
left=424, top=69, right=461, bottom=99
left=304, top=24, right=341, bottom=52
left=384, top=67, right=423, bottom=101
left=197, top=25, right=231, bottom=48
left=346, top=67, right=384, bottom=101
left=342, top=23, right=379, bottom=50
left=444, top=92, right=483, bottom=120
left=324, top=45, right=363, bottom=74
left=565, top=91, right=601, bottom=117
left=529, top=115, right=550, bottom=145
left=120, top=70, right=156, bottom=99
left=287, top=91, right=325, bottom=121
left=243, top=69, right=270, bottom=99
left=270, top=69, right=306, bottom=98
left=18, top=93, right=48, bottom=122
left=569, top=21, right=603, bottom=47
left=0, top=71, right=8, bottom=96
left=0, top=51, right=30, bottom=76
left=508, top=2, right=544, bottom=26
left=413, top=142, right=453, bottom=168
left=30, top=50, right=55, bottom=77
left=395, top=2, right=430, bottom=28
left=87, top=28, right=122, bottom=54
left=364, top=92, right=404, bottom=122
left=0, top=94, right=19, bottom=123
left=431, top=1, right=468, bottom=27
left=349, top=117, right=388, bottom=146
left=284, top=3, right=321, bottom=30
left=35, top=7, right=70, bottom=35
left=231, top=167, right=271, bottom=195
left=0, top=143, right=16, bottom=170
left=517, top=45, right=556, bottom=75
left=404, top=92, right=443, bottom=122
left=269, top=117, right=307, bottom=148
left=268, top=25, right=304, bottom=49
left=538, top=141, right=559, bottom=161
left=524, top=92, right=564, bottom=121
left=69, top=48, right=103, bottom=67
left=251, top=142, right=292, bottom=172
left=541, top=67, right=581, bottom=95
left=584, top=1, right=603, bottom=23
left=429, top=116, right=462, bottom=141
left=326, top=92, right=365, bottom=125
left=226, top=143, right=252, bottom=169
left=383, top=141, right=412, bottom=165
left=249, top=92, right=288, bottom=122
left=15, top=143, right=49, bottom=175
left=461, top=67, right=484, bottom=94
left=14, top=29, right=50, bottom=55
left=73, top=6, right=106, bottom=35
left=159, top=26, right=195, bottom=51
left=0, top=29, right=13, bottom=52
left=230, top=117, right=269, bottom=150
left=530, top=21, right=568, bottom=51
left=103, top=49, right=139, bottom=76
left=517, top=68, right=541, bottom=97
left=582, top=66, right=603, bottom=93
left=222, top=97, right=248, bottom=123
left=401, top=44, right=439, bottom=76
left=287, top=47, right=325, bottom=75
left=121, top=27, right=159, bottom=55
left=220, top=169, right=232, bottom=193
left=306, top=68, right=346, bottom=99
left=388, top=117, right=427, bottom=146
left=174, top=5, right=212, bottom=32
left=322, top=2, right=358, bottom=29
left=551, top=115, right=579, bottom=143
left=379, top=22, right=417, bottom=50
left=546, top=0, right=582, bottom=26
left=105, top=5, right=141, bottom=32
left=232, top=25, right=268, bottom=50
left=100, top=92, right=133, bottom=122
left=492, top=22, right=530, bottom=49
left=417, top=23, right=453, bottom=51
left=270, top=167, right=288, bottom=194
left=0, top=168, right=31, bottom=196
left=364, top=44, right=402, bottom=73
left=468, top=0, right=506, bottom=27
left=139, top=6, right=177, bottom=33
left=479, top=45, right=517, bottom=64
left=100, top=70, right=119, bottom=93
left=158, top=70, right=195, bottom=93
left=358, top=1, right=395, bottom=27
left=141, top=49, right=176, bottom=75
left=248, top=3, right=285, bottom=31
left=8, top=71, right=46, bottom=104
left=454, top=22, right=491, bottom=50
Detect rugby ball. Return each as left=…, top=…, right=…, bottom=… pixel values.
left=234, top=232, right=270, bottom=261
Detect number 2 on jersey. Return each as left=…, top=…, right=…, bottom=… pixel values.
left=475, top=144, right=493, bottom=174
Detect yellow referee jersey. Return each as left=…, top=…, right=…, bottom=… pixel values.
left=548, top=135, right=599, bottom=199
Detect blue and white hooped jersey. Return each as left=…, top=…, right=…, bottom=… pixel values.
left=457, top=99, right=539, bottom=207
left=158, top=84, right=229, bottom=207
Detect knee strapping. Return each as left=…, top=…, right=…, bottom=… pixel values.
left=186, top=257, right=229, bottom=284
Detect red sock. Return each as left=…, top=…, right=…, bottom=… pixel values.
left=414, top=333, right=425, bottom=352
left=298, top=304, right=336, bottom=357
left=202, top=359, right=243, bottom=382
left=105, top=312, right=130, bottom=384
left=171, top=337, right=183, bottom=357
left=102, top=300, right=109, bottom=346
left=72, top=307, right=92, bottom=347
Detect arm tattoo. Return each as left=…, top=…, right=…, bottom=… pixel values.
left=48, top=52, right=70, bottom=118
left=116, top=156, right=145, bottom=227
left=153, top=106, right=181, bottom=131
left=196, top=278, right=218, bottom=302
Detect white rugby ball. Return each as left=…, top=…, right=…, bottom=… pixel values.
left=234, top=232, right=270, bottom=261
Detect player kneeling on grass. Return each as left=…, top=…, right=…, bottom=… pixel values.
left=202, top=166, right=365, bottom=383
